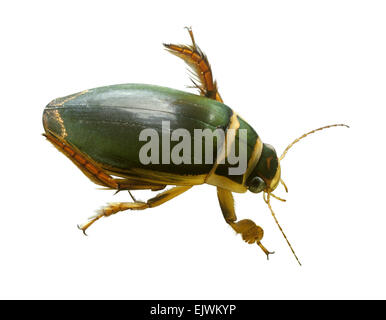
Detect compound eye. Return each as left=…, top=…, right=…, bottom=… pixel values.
left=247, top=176, right=266, bottom=193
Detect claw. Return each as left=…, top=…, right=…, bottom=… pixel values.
left=257, top=241, right=274, bottom=260
left=77, top=224, right=88, bottom=236
left=184, top=26, right=196, bottom=47
left=77, top=214, right=102, bottom=235
left=266, top=251, right=275, bottom=260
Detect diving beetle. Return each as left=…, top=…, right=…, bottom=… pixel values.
left=43, top=28, right=347, bottom=265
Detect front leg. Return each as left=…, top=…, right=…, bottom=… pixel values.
left=217, top=187, right=274, bottom=259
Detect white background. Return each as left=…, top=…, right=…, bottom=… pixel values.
left=1, top=0, right=385, bottom=299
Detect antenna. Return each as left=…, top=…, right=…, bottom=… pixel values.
left=280, top=124, right=349, bottom=161
left=264, top=192, right=302, bottom=266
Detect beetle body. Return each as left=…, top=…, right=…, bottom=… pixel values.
left=43, top=83, right=280, bottom=194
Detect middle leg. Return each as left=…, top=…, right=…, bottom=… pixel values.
left=78, top=185, right=193, bottom=234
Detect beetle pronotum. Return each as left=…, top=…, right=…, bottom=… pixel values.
left=43, top=28, right=348, bottom=265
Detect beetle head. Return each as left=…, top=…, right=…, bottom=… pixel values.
left=246, top=143, right=281, bottom=193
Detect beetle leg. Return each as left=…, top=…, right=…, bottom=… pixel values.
left=44, top=132, right=166, bottom=192
left=77, top=185, right=193, bottom=234
left=216, top=187, right=274, bottom=259
left=164, top=27, right=223, bottom=102
left=128, top=191, right=137, bottom=202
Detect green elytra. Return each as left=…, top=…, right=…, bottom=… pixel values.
left=43, top=83, right=276, bottom=188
